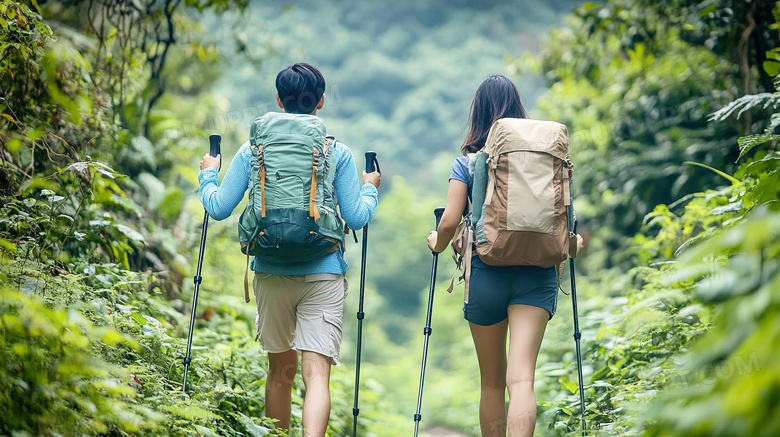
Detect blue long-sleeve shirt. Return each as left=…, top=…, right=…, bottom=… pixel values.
left=198, top=138, right=378, bottom=275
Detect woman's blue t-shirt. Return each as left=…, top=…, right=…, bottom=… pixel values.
left=449, top=155, right=471, bottom=187
left=450, top=155, right=472, bottom=218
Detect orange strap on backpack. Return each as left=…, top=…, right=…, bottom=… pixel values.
left=257, top=145, right=266, bottom=218
left=309, top=147, right=321, bottom=221
left=308, top=139, right=331, bottom=221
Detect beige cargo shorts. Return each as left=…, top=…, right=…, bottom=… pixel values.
left=253, top=272, right=349, bottom=365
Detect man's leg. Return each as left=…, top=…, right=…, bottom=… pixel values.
left=294, top=274, right=347, bottom=436
left=266, top=350, right=298, bottom=431
left=300, top=351, right=332, bottom=436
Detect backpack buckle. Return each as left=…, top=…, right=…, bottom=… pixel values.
left=312, top=149, right=321, bottom=171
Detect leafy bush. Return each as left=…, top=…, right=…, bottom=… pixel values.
left=517, top=0, right=779, bottom=270
left=0, top=280, right=163, bottom=435
left=532, top=75, right=780, bottom=435
left=0, top=256, right=363, bottom=436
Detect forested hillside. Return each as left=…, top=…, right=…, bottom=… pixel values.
left=195, top=0, right=581, bottom=342
left=2, top=0, right=779, bottom=436
left=208, top=0, right=574, bottom=177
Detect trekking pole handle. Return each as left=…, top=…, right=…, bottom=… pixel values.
left=365, top=151, right=380, bottom=174
left=434, top=207, right=445, bottom=229
left=209, top=134, right=221, bottom=157
left=209, top=133, right=222, bottom=171
left=365, top=151, right=376, bottom=172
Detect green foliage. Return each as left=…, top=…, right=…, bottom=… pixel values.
left=0, top=277, right=163, bottom=435
left=0, top=161, right=150, bottom=271
left=6, top=0, right=780, bottom=435
left=0, top=256, right=362, bottom=436
left=517, top=0, right=779, bottom=270
left=634, top=73, right=780, bottom=437
left=492, top=3, right=780, bottom=436
left=0, top=0, right=360, bottom=435
left=0, top=0, right=257, bottom=289
left=708, top=81, right=780, bottom=161
left=529, top=66, right=780, bottom=436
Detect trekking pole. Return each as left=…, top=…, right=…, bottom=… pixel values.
left=569, top=219, right=586, bottom=436
left=352, top=151, right=379, bottom=437
left=413, top=207, right=445, bottom=437
left=567, top=171, right=586, bottom=435
left=182, top=133, right=221, bottom=392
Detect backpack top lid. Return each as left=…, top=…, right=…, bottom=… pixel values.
left=486, top=118, right=569, bottom=160
left=250, top=112, right=326, bottom=147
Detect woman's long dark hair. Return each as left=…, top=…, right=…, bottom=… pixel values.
left=461, top=75, right=527, bottom=154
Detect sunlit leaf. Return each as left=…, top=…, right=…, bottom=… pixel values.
left=763, top=60, right=780, bottom=77
left=737, top=134, right=778, bottom=162
left=710, top=200, right=742, bottom=215
left=64, top=162, right=89, bottom=175
left=698, top=5, right=717, bottom=16
left=193, top=425, right=219, bottom=437
left=91, top=161, right=117, bottom=179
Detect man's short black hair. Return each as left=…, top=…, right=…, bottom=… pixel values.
left=275, top=63, right=326, bottom=114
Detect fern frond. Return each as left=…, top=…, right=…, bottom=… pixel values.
left=708, top=92, right=780, bottom=122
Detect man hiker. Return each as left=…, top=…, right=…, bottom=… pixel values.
left=198, top=63, right=380, bottom=435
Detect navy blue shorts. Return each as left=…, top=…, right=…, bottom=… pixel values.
left=463, top=257, right=558, bottom=326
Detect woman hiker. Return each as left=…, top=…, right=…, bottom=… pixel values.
left=426, top=74, right=584, bottom=437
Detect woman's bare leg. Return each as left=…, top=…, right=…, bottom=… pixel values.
left=469, top=319, right=509, bottom=436
left=505, top=305, right=549, bottom=437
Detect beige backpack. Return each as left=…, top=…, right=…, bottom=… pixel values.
left=449, top=118, right=578, bottom=300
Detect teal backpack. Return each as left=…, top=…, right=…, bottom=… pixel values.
left=238, top=112, right=345, bottom=301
